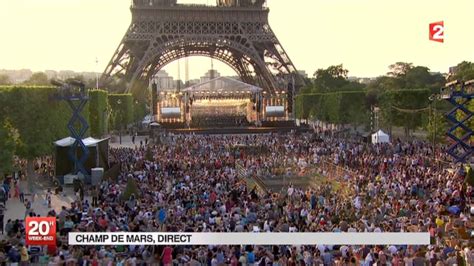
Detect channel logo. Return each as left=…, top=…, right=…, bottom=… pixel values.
left=429, top=21, right=444, bottom=43
left=25, top=217, right=57, bottom=246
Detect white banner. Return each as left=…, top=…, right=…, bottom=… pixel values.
left=68, top=232, right=430, bottom=246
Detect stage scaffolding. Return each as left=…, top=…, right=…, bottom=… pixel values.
left=152, top=77, right=290, bottom=126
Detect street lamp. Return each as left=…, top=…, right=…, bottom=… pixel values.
left=95, top=57, right=99, bottom=90
left=102, top=108, right=108, bottom=136
left=135, top=100, right=139, bottom=128
left=117, top=99, right=122, bottom=144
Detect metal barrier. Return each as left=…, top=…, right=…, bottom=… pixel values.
left=307, top=159, right=355, bottom=197
left=236, top=161, right=268, bottom=193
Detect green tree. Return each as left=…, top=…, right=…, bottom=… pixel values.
left=387, top=62, right=413, bottom=77
left=366, top=76, right=402, bottom=93
left=465, top=166, right=474, bottom=186
left=449, top=61, right=474, bottom=81
left=427, top=107, right=447, bottom=144
left=24, top=72, right=50, bottom=86
left=0, top=86, right=74, bottom=179
left=383, top=62, right=444, bottom=90
left=0, top=119, right=17, bottom=177
left=108, top=94, right=134, bottom=131
left=315, top=64, right=349, bottom=79
left=0, top=74, right=11, bottom=85
left=379, top=89, right=431, bottom=137
left=133, top=100, right=147, bottom=124
left=405, top=66, right=445, bottom=89
left=295, top=94, right=321, bottom=120
left=296, top=91, right=370, bottom=129
left=311, top=64, right=362, bottom=92
left=121, top=177, right=140, bottom=201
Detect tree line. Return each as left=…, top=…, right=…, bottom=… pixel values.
left=296, top=61, right=474, bottom=140
left=0, top=85, right=147, bottom=177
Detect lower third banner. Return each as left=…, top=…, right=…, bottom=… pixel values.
left=68, top=232, right=430, bottom=246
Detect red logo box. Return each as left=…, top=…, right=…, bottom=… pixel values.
left=25, top=217, right=57, bottom=246
left=429, top=21, right=444, bottom=43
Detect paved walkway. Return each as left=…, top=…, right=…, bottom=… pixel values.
left=2, top=183, right=91, bottom=237
left=1, top=135, right=147, bottom=236
left=109, top=135, right=148, bottom=149
left=4, top=186, right=78, bottom=218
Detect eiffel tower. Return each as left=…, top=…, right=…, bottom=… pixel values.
left=100, top=0, right=303, bottom=93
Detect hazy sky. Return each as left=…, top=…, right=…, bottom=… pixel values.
left=0, top=0, right=473, bottom=79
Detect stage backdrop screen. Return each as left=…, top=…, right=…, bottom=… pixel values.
left=265, top=106, right=285, bottom=117
left=161, top=107, right=181, bottom=119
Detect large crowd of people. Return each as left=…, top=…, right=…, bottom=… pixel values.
left=190, top=115, right=251, bottom=128
left=0, top=131, right=473, bottom=265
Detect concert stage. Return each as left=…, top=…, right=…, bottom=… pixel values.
left=165, top=125, right=310, bottom=135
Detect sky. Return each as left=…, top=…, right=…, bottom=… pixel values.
left=0, top=0, right=473, bottom=80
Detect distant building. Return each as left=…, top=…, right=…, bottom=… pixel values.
left=0, top=69, right=32, bottom=83
left=81, top=72, right=100, bottom=81
left=186, top=79, right=200, bottom=87
left=297, top=70, right=308, bottom=79
left=45, top=70, right=58, bottom=80
left=200, top=69, right=223, bottom=89
left=58, top=70, right=76, bottom=80
left=348, top=76, right=375, bottom=84
left=0, top=69, right=100, bottom=84
left=200, top=69, right=221, bottom=83
left=226, top=76, right=241, bottom=81
left=151, top=70, right=181, bottom=91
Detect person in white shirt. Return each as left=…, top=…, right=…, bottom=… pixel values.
left=287, top=185, right=294, bottom=198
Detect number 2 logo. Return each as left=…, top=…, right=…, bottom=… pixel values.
left=429, top=21, right=444, bottom=43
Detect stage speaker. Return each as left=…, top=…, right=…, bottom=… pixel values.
left=91, top=168, right=104, bottom=186
left=152, top=82, right=158, bottom=116
left=287, top=82, right=293, bottom=113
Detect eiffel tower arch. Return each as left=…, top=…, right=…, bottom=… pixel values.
left=101, top=0, right=303, bottom=93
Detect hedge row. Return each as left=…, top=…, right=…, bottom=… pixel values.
left=0, top=86, right=76, bottom=160
left=0, top=86, right=140, bottom=155
left=89, top=90, right=109, bottom=138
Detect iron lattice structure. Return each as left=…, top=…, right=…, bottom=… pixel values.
left=53, top=81, right=90, bottom=176
left=442, top=80, right=474, bottom=163
left=101, top=0, right=302, bottom=94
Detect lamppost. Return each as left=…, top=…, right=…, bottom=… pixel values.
left=117, top=99, right=122, bottom=144
left=101, top=108, right=108, bottom=136
left=95, top=57, right=99, bottom=90
left=135, top=100, right=139, bottom=128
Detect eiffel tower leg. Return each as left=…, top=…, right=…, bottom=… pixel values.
left=100, top=26, right=151, bottom=90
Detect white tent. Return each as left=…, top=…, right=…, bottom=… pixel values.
left=371, top=130, right=390, bottom=144
left=54, top=137, right=106, bottom=147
